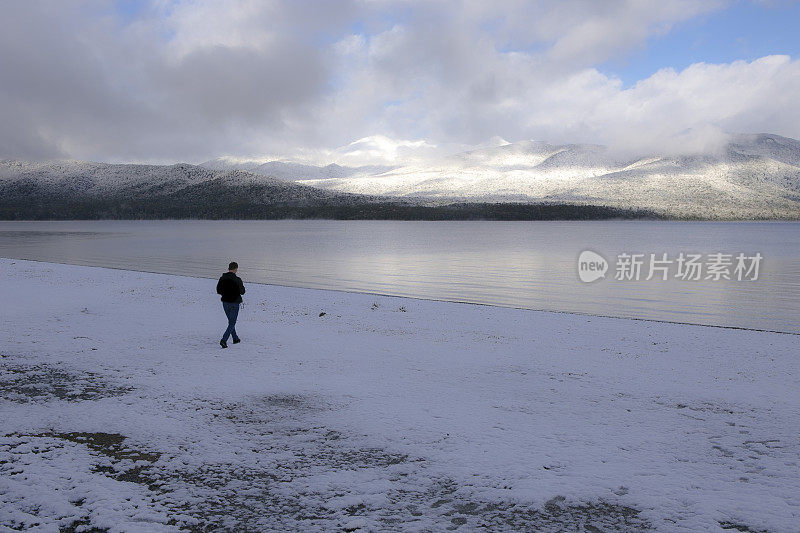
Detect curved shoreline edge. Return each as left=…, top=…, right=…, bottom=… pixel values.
left=2, top=255, right=797, bottom=336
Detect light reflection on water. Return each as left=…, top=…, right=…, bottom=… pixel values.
left=0, top=220, right=798, bottom=334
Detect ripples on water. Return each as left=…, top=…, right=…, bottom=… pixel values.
left=0, top=220, right=798, bottom=334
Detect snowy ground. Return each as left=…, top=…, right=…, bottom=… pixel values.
left=0, top=258, right=798, bottom=532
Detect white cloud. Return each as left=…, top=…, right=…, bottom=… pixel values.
left=158, top=0, right=281, bottom=59
left=1, top=0, right=798, bottom=164
left=334, top=135, right=436, bottom=164
left=586, top=55, right=800, bottom=154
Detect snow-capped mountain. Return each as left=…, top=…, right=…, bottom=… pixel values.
left=294, top=133, right=800, bottom=219
left=0, top=159, right=343, bottom=197
left=0, top=160, right=376, bottom=219
left=0, top=159, right=654, bottom=220
left=2, top=133, right=799, bottom=219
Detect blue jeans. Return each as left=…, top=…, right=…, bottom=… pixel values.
left=222, top=302, right=240, bottom=343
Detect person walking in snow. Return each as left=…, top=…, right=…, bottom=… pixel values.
left=216, top=261, right=245, bottom=348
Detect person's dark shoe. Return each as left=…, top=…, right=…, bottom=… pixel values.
left=232, top=338, right=241, bottom=344
left=220, top=340, right=228, bottom=349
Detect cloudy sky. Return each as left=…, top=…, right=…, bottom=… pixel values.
left=1, top=0, right=798, bottom=165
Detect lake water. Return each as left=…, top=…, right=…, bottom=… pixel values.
left=0, top=220, right=798, bottom=334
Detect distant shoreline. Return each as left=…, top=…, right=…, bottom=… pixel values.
left=0, top=201, right=668, bottom=221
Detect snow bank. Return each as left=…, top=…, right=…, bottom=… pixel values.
left=1, top=258, right=797, bottom=531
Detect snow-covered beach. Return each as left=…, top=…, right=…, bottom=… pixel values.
left=1, top=258, right=798, bottom=532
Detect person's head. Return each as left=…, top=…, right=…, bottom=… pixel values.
left=228, top=261, right=238, bottom=273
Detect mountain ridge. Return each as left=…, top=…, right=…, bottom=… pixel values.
left=0, top=159, right=655, bottom=220
left=199, top=158, right=394, bottom=182
left=287, top=133, right=800, bottom=219
left=1, top=133, right=799, bottom=219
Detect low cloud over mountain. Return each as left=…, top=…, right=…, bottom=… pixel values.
left=204, top=133, right=800, bottom=219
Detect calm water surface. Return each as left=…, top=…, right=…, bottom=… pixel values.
left=0, top=220, right=798, bottom=333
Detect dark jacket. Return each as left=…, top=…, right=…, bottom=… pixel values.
left=217, top=271, right=245, bottom=303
